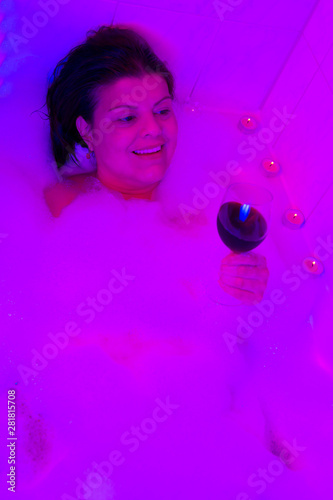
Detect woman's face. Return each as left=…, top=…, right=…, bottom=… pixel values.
left=76, top=73, right=178, bottom=196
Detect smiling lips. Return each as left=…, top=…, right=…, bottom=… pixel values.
left=133, top=144, right=164, bottom=155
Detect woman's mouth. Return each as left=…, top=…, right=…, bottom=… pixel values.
left=132, top=145, right=164, bottom=158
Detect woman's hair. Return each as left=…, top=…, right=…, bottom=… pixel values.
left=45, top=25, right=176, bottom=171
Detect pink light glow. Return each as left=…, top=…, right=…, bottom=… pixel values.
left=1, top=1, right=333, bottom=499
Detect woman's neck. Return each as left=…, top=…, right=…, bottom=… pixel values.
left=121, top=190, right=155, bottom=201
left=91, top=170, right=158, bottom=201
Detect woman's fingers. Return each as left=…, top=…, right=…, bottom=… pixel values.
left=222, top=251, right=267, bottom=267
left=220, top=264, right=269, bottom=281
left=219, top=252, right=269, bottom=304
left=218, top=280, right=261, bottom=305
left=219, top=272, right=267, bottom=295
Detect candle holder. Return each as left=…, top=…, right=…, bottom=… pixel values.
left=238, top=116, right=259, bottom=134
left=261, top=159, right=281, bottom=177
left=282, top=209, right=305, bottom=229
left=302, top=257, right=324, bottom=276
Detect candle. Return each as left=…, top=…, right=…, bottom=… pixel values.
left=282, top=209, right=305, bottom=229
left=262, top=159, right=281, bottom=177
left=302, top=257, right=324, bottom=276
left=238, top=116, right=258, bottom=134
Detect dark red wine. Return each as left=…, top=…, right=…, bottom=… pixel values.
left=217, top=201, right=267, bottom=253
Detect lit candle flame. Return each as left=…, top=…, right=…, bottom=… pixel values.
left=284, top=209, right=305, bottom=229
left=302, top=257, right=323, bottom=276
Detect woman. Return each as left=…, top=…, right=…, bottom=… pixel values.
left=8, top=25, right=320, bottom=500
left=44, top=24, right=269, bottom=305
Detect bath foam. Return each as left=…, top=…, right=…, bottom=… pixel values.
left=1, top=167, right=330, bottom=498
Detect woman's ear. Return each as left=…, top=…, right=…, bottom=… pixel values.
left=76, top=116, right=94, bottom=151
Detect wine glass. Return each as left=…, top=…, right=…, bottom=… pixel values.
left=205, top=182, right=273, bottom=306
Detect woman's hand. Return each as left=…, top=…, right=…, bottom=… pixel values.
left=218, top=252, right=269, bottom=305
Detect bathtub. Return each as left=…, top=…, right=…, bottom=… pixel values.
left=1, top=1, right=332, bottom=498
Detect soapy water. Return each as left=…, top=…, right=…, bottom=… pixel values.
left=1, top=163, right=333, bottom=500
left=1, top=7, right=332, bottom=492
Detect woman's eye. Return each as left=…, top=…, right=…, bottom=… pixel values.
left=118, top=116, right=135, bottom=123
left=117, top=110, right=171, bottom=122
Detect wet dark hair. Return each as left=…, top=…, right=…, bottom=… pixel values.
left=44, top=25, right=176, bottom=172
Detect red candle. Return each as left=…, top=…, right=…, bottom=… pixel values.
left=302, top=257, right=324, bottom=276
left=262, top=159, right=281, bottom=176
left=282, top=209, right=305, bottom=229
left=238, top=116, right=258, bottom=133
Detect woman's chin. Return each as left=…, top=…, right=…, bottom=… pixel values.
left=135, top=165, right=167, bottom=185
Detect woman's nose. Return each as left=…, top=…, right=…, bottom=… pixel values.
left=140, top=113, right=163, bottom=136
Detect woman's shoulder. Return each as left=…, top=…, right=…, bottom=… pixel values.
left=43, top=172, right=98, bottom=218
